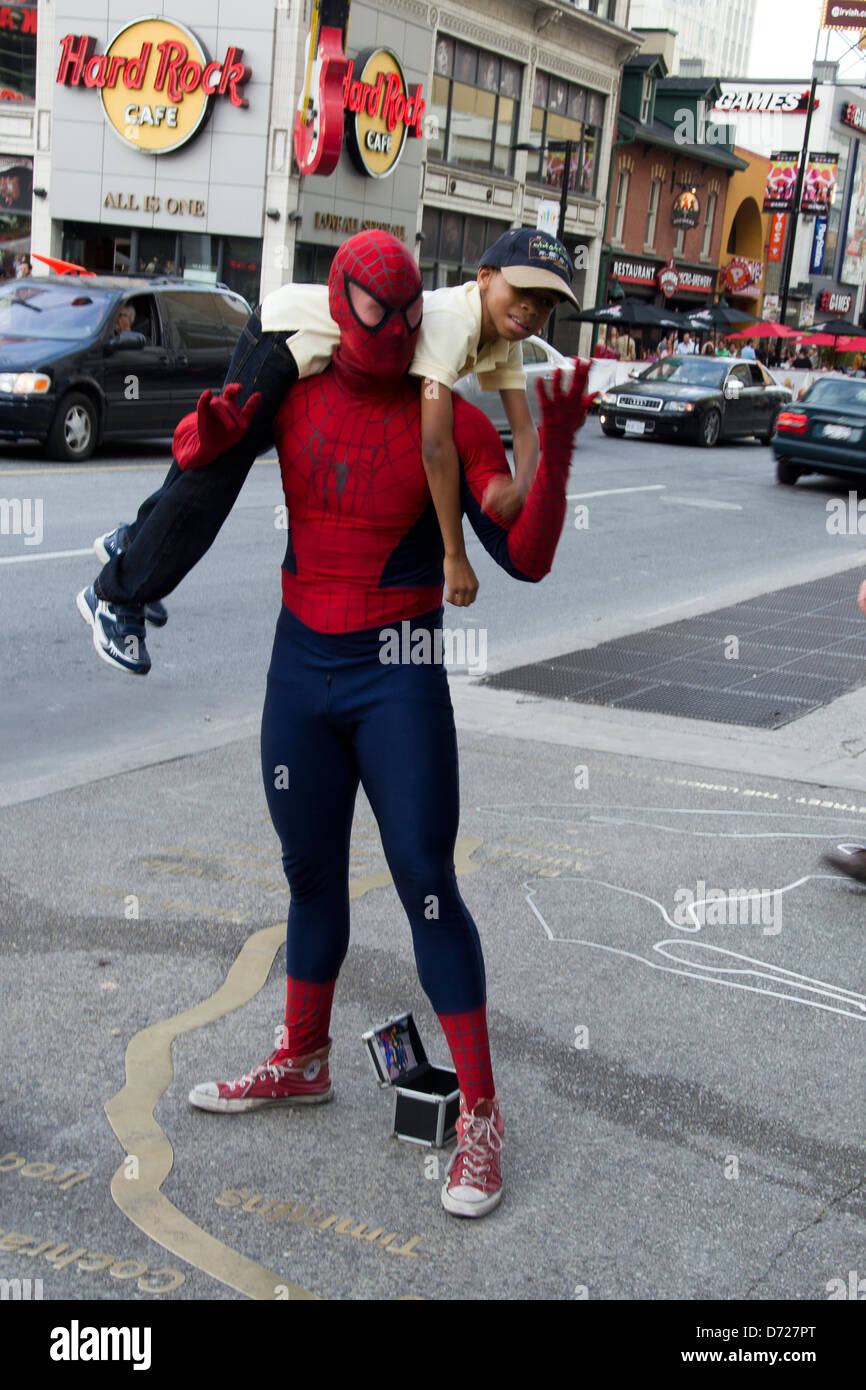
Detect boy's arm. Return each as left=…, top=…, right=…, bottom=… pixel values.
left=482, top=388, right=539, bottom=523
left=421, top=381, right=478, bottom=607
left=456, top=361, right=595, bottom=582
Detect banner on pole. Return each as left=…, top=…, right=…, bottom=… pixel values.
left=763, top=152, right=799, bottom=211
left=767, top=211, right=787, bottom=261
left=801, top=152, right=838, bottom=212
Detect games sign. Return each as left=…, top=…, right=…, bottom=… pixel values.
left=817, top=289, right=853, bottom=313
left=56, top=18, right=250, bottom=154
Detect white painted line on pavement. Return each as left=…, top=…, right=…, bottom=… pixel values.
left=0, top=547, right=94, bottom=564
left=566, top=484, right=667, bottom=499
left=660, top=495, right=743, bottom=510
left=644, top=594, right=709, bottom=616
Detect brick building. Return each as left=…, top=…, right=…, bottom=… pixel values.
left=598, top=37, right=748, bottom=344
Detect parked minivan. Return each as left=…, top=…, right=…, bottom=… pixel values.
left=0, top=275, right=250, bottom=461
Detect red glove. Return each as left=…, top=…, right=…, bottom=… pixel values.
left=173, top=382, right=262, bottom=470
left=536, top=359, right=597, bottom=470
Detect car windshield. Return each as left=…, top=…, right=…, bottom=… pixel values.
left=804, top=378, right=866, bottom=408
left=0, top=284, right=112, bottom=340
left=639, top=358, right=727, bottom=388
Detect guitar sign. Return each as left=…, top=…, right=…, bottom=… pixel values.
left=293, top=0, right=352, bottom=177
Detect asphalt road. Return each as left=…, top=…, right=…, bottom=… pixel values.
left=2, top=423, right=866, bottom=1336
left=2, top=420, right=866, bottom=805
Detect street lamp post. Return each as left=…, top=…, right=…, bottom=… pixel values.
left=777, top=74, right=819, bottom=330
left=512, top=138, right=574, bottom=343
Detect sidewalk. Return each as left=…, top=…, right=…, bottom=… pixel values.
left=2, top=695, right=865, bottom=1301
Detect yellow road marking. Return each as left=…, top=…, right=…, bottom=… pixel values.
left=104, top=836, right=483, bottom=1300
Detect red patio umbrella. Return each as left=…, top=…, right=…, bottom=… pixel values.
left=797, top=333, right=837, bottom=346
left=729, top=322, right=797, bottom=339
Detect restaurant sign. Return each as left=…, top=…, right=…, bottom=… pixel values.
left=56, top=17, right=250, bottom=154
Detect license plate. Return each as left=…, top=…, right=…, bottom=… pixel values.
left=624, top=420, right=645, bottom=435
left=822, top=423, right=852, bottom=440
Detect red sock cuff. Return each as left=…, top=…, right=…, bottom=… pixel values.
left=280, top=976, right=336, bottom=1057
left=437, top=1004, right=495, bottom=1111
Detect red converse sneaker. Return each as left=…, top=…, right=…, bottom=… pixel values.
left=188, top=1041, right=333, bottom=1113
left=441, top=1093, right=504, bottom=1218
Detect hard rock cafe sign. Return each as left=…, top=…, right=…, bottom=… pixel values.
left=56, top=17, right=250, bottom=155
left=293, top=0, right=423, bottom=178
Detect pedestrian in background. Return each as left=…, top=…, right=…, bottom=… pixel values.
left=593, top=327, right=618, bottom=359
left=617, top=329, right=636, bottom=362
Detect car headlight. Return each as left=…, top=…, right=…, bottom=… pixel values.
left=663, top=400, right=694, bottom=412
left=0, top=372, right=51, bottom=394
left=600, top=391, right=618, bottom=404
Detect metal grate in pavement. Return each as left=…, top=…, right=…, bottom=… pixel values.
left=482, top=570, right=866, bottom=728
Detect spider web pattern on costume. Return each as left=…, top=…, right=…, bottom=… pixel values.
left=273, top=379, right=578, bottom=633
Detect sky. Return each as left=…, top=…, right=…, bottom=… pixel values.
left=748, top=0, right=866, bottom=79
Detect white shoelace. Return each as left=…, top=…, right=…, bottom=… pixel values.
left=448, top=1112, right=502, bottom=1185
left=230, top=1052, right=291, bottom=1093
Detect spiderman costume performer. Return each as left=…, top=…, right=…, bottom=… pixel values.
left=185, top=231, right=595, bottom=1218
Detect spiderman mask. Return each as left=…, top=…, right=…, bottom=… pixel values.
left=328, top=230, right=422, bottom=388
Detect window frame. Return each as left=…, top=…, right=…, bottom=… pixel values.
left=428, top=37, right=522, bottom=178
left=612, top=168, right=630, bottom=243
left=529, top=73, right=604, bottom=199
left=644, top=176, right=661, bottom=250
left=640, top=76, right=653, bottom=126
left=700, top=190, right=717, bottom=261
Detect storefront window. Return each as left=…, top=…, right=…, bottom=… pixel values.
left=825, top=138, right=851, bottom=276
left=220, top=236, right=261, bottom=306
left=0, top=4, right=37, bottom=103
left=0, top=154, right=31, bottom=277
left=531, top=73, right=604, bottom=197
left=294, top=242, right=336, bottom=286
left=421, top=208, right=510, bottom=287
left=427, top=36, right=521, bottom=177
left=137, top=232, right=177, bottom=275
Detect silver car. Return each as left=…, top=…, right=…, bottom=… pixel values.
left=453, top=336, right=573, bottom=437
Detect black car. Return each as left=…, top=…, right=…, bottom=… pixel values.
left=598, top=356, right=791, bottom=448
left=0, top=276, right=250, bottom=461
left=772, top=376, right=866, bottom=485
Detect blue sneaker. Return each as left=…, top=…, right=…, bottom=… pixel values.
left=94, top=525, right=168, bottom=626
left=76, top=584, right=151, bottom=675
left=93, top=524, right=130, bottom=565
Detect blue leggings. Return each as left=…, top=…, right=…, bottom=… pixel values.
left=260, top=605, right=486, bottom=1014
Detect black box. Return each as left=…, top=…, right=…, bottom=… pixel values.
left=362, top=1012, right=460, bottom=1148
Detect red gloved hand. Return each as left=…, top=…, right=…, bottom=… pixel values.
left=536, top=359, right=597, bottom=467
left=174, top=382, right=262, bottom=470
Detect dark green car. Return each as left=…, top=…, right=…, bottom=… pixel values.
left=772, top=376, right=866, bottom=485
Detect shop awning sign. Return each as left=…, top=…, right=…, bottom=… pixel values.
left=56, top=17, right=250, bottom=155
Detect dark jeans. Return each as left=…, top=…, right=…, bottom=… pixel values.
left=95, top=309, right=298, bottom=606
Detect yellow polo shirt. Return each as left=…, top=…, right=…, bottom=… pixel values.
left=259, top=281, right=526, bottom=393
